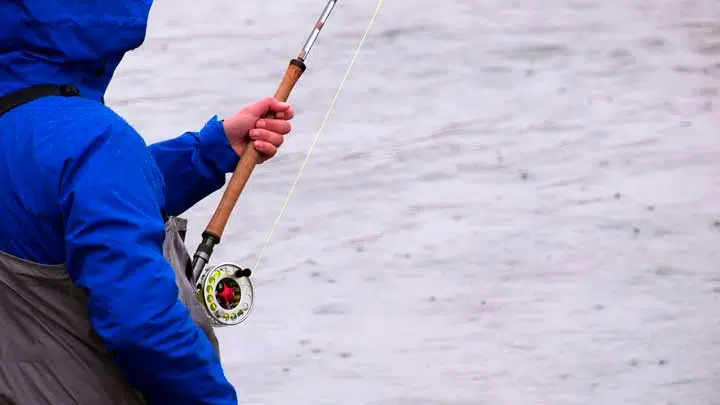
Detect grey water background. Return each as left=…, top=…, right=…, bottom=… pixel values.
left=107, top=0, right=720, bottom=404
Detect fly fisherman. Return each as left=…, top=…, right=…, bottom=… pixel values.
left=0, top=2, right=293, bottom=404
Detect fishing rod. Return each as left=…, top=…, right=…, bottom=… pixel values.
left=188, top=0, right=338, bottom=327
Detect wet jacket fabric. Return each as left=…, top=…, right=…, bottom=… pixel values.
left=0, top=1, right=240, bottom=404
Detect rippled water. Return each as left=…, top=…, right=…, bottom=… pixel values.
left=108, top=0, right=720, bottom=404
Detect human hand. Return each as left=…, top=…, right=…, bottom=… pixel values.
left=222, top=97, right=295, bottom=163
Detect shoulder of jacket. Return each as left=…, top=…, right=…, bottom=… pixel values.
left=40, top=96, right=140, bottom=139
left=17, top=96, right=156, bottom=181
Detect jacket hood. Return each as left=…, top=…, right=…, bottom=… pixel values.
left=0, top=1, right=154, bottom=101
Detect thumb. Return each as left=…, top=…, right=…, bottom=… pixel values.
left=242, top=97, right=290, bottom=118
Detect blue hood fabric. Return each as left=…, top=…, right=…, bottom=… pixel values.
left=0, top=1, right=241, bottom=404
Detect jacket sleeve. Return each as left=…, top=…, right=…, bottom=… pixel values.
left=148, top=116, right=240, bottom=217
left=58, top=113, right=238, bottom=405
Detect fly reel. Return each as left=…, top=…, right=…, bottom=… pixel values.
left=194, top=263, right=254, bottom=327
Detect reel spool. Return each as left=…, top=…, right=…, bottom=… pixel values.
left=194, top=263, right=254, bottom=327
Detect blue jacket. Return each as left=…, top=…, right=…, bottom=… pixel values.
left=0, top=1, right=239, bottom=404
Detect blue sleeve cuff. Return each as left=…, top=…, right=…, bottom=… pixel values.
left=198, top=116, right=240, bottom=174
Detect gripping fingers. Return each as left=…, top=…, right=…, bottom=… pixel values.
left=253, top=140, right=277, bottom=162
left=256, top=119, right=291, bottom=135
left=249, top=128, right=284, bottom=148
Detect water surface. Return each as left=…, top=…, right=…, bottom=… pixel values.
left=109, top=1, right=720, bottom=403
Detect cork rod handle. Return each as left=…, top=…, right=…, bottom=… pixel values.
left=204, top=58, right=306, bottom=241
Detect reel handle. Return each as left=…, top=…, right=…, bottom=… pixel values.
left=204, top=58, right=307, bottom=242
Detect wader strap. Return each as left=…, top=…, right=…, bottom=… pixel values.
left=0, top=84, right=81, bottom=117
